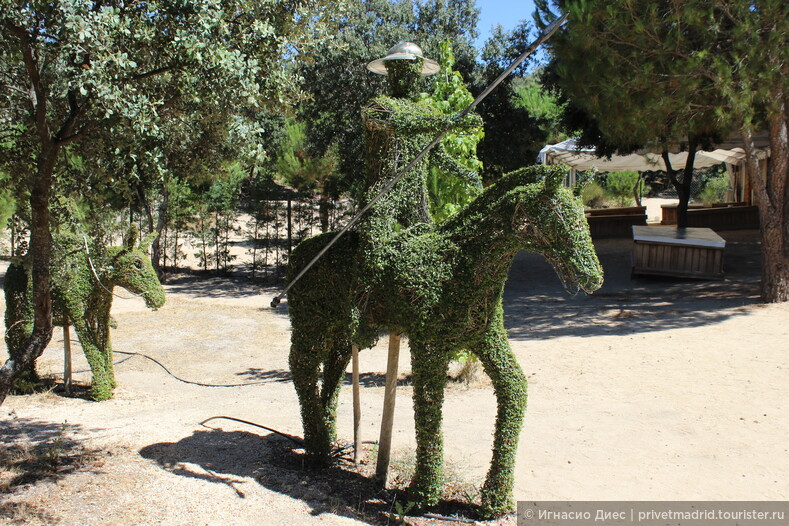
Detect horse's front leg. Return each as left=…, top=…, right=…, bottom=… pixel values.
left=73, top=322, right=114, bottom=401
left=93, top=315, right=116, bottom=390
left=408, top=336, right=450, bottom=508
left=475, top=312, right=527, bottom=518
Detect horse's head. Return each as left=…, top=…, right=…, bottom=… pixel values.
left=105, top=226, right=166, bottom=310
left=514, top=167, right=604, bottom=295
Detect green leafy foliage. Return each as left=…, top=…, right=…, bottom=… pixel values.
left=535, top=0, right=732, bottom=226
left=475, top=21, right=551, bottom=181
left=0, top=171, right=16, bottom=235
left=602, top=171, right=648, bottom=208
left=580, top=180, right=606, bottom=208
left=513, top=74, right=569, bottom=144
left=537, top=0, right=730, bottom=147
left=287, top=165, right=603, bottom=517
left=419, top=40, right=484, bottom=223
left=698, top=169, right=731, bottom=205
left=4, top=225, right=165, bottom=400
left=275, top=121, right=338, bottom=193
left=296, top=0, right=481, bottom=194
left=273, top=119, right=340, bottom=233
left=0, top=0, right=342, bottom=399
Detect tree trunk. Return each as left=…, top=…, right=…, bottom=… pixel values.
left=173, top=227, right=179, bottom=271
left=758, top=216, right=789, bottom=302
left=151, top=189, right=170, bottom=276
left=743, top=98, right=789, bottom=302
left=319, top=195, right=330, bottom=233
left=633, top=173, right=643, bottom=207
left=251, top=218, right=259, bottom=279
left=0, top=146, right=57, bottom=405
left=662, top=138, right=698, bottom=229
left=161, top=225, right=168, bottom=272
left=214, top=209, right=220, bottom=272
left=137, top=183, right=155, bottom=239
left=9, top=214, right=15, bottom=257
left=224, top=214, right=231, bottom=271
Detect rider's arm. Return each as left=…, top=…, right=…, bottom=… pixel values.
left=429, top=145, right=483, bottom=188
left=363, top=97, right=483, bottom=134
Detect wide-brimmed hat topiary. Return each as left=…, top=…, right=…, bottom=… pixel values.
left=366, top=42, right=440, bottom=76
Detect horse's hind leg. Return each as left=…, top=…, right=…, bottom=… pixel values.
left=289, top=328, right=333, bottom=465
left=3, top=263, right=39, bottom=392
left=319, top=336, right=353, bottom=450
left=290, top=326, right=352, bottom=465
left=408, top=336, right=451, bottom=508
left=475, top=313, right=527, bottom=517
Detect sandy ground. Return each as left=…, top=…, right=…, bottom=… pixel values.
left=1, top=229, right=787, bottom=525
left=642, top=197, right=677, bottom=224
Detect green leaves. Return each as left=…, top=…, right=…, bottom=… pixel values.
left=419, top=40, right=483, bottom=222
left=274, top=118, right=339, bottom=196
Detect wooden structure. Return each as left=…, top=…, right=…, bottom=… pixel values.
left=661, top=203, right=759, bottom=230
left=375, top=333, right=401, bottom=484
left=585, top=206, right=647, bottom=238
left=632, top=225, right=726, bottom=280
left=351, top=345, right=361, bottom=463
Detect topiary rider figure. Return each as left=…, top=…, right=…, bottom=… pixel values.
left=358, top=42, right=483, bottom=317
left=361, top=42, right=482, bottom=231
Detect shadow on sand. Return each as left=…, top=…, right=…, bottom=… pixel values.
left=140, top=428, right=479, bottom=524
left=160, top=270, right=290, bottom=314
left=1, top=417, right=103, bottom=493
left=503, top=230, right=762, bottom=340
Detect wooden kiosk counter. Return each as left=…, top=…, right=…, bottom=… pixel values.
left=631, top=225, right=726, bottom=280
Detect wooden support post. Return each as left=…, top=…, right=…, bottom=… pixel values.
left=352, top=345, right=362, bottom=463
left=63, top=325, right=72, bottom=395
left=375, top=332, right=401, bottom=485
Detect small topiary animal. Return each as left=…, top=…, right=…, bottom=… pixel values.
left=4, top=225, right=165, bottom=400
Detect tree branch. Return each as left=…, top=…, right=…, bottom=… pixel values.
left=741, top=125, right=772, bottom=212
left=661, top=150, right=680, bottom=187
left=126, top=64, right=181, bottom=82
left=56, top=124, right=93, bottom=146
left=13, top=25, right=51, bottom=143
left=55, top=89, right=92, bottom=145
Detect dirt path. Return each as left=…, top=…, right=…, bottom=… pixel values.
left=1, top=230, right=787, bottom=525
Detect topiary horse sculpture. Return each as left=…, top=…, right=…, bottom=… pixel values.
left=287, top=165, right=603, bottom=517
left=4, top=226, right=165, bottom=401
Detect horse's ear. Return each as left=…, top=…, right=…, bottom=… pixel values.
left=124, top=224, right=139, bottom=249
left=543, top=166, right=565, bottom=193
left=140, top=232, right=159, bottom=254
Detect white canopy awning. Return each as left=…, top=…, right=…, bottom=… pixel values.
left=538, top=137, right=768, bottom=172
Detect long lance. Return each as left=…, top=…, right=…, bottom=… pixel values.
left=270, top=13, right=568, bottom=308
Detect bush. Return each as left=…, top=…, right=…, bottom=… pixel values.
left=698, top=171, right=730, bottom=204
left=580, top=181, right=607, bottom=208
left=603, top=171, right=648, bottom=207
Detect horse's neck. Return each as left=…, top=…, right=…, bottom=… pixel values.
left=77, top=247, right=115, bottom=292
left=442, top=187, right=537, bottom=284
left=442, top=180, right=543, bottom=286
